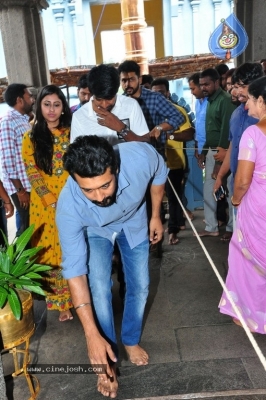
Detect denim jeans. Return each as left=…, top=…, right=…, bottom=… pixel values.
left=86, top=230, right=149, bottom=354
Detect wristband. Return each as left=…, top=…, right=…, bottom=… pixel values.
left=3, top=201, right=11, bottom=204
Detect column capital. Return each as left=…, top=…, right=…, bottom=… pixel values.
left=212, top=0, right=222, bottom=3
left=0, top=0, right=49, bottom=10
left=190, top=1, right=200, bottom=10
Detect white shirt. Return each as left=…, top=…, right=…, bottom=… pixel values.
left=70, top=95, right=149, bottom=145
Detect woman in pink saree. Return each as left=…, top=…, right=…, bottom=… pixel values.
left=219, top=76, right=266, bottom=334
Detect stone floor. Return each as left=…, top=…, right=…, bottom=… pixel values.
left=2, top=210, right=266, bottom=400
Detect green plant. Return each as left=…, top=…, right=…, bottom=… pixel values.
left=0, top=224, right=51, bottom=320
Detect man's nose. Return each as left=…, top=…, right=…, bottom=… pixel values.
left=93, top=190, right=105, bottom=202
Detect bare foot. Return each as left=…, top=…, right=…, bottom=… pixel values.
left=59, top=309, right=73, bottom=322
left=168, top=233, right=179, bottom=245
left=97, top=366, right=118, bottom=398
left=124, top=344, right=149, bottom=366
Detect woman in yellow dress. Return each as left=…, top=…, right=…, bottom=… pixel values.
left=22, top=85, right=73, bottom=321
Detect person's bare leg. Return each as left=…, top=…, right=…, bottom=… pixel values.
left=97, top=365, right=118, bottom=398
left=59, top=309, right=73, bottom=321
left=124, top=344, right=149, bottom=366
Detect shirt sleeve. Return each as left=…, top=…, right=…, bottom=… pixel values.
left=70, top=112, right=82, bottom=143
left=238, top=126, right=256, bottom=163
left=0, top=117, right=18, bottom=178
left=156, top=94, right=185, bottom=130
left=22, top=132, right=57, bottom=207
left=217, top=99, right=236, bottom=148
left=56, top=183, right=88, bottom=280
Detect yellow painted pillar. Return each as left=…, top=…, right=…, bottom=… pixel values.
left=120, top=0, right=148, bottom=74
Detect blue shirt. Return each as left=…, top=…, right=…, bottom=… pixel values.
left=229, top=103, right=258, bottom=176
left=134, top=87, right=185, bottom=145
left=195, top=97, right=208, bottom=154
left=56, top=142, right=168, bottom=279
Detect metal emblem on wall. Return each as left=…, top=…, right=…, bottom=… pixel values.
left=209, top=13, right=249, bottom=60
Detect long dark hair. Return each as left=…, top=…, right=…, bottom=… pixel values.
left=31, top=85, right=72, bottom=175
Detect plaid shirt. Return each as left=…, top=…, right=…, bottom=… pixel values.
left=0, top=107, right=31, bottom=195
left=136, top=87, right=184, bottom=145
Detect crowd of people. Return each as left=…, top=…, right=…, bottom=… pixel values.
left=1, top=59, right=266, bottom=398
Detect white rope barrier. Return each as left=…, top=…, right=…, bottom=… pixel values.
left=167, top=176, right=266, bottom=372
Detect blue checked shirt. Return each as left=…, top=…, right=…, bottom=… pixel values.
left=135, top=87, right=185, bottom=145
left=0, top=108, right=31, bottom=195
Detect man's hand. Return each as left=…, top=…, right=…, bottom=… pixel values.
left=213, top=147, right=227, bottom=162
left=149, top=126, right=162, bottom=140
left=96, top=106, right=124, bottom=132
left=213, top=175, right=223, bottom=193
left=194, top=149, right=199, bottom=159
left=86, top=331, right=117, bottom=383
left=197, top=154, right=205, bottom=169
left=149, top=216, right=164, bottom=244
left=211, top=163, right=222, bottom=180
left=17, top=191, right=30, bottom=209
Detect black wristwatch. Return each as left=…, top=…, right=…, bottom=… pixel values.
left=16, top=187, right=23, bottom=193
left=117, top=125, right=130, bottom=139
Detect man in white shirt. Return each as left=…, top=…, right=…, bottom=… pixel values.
left=71, top=64, right=149, bottom=144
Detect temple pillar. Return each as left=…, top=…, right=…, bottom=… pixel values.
left=51, top=0, right=67, bottom=68
left=190, top=1, right=201, bottom=53
left=212, top=0, right=223, bottom=27
left=0, top=0, right=50, bottom=86
left=162, top=0, right=173, bottom=56
left=120, top=0, right=148, bottom=75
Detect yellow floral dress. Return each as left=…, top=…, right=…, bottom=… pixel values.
left=22, top=127, right=72, bottom=311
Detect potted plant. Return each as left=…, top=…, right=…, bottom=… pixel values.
left=0, top=224, right=51, bottom=348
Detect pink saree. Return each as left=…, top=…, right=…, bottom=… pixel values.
left=219, top=125, right=266, bottom=334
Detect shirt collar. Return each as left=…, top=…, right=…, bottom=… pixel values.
left=208, top=87, right=223, bottom=102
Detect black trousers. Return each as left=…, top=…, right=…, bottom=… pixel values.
left=166, top=168, right=186, bottom=234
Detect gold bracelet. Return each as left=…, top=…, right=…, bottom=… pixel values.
left=231, top=196, right=241, bottom=207
left=75, top=302, right=91, bottom=311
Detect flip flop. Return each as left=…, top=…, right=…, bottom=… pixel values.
left=168, top=233, right=179, bottom=245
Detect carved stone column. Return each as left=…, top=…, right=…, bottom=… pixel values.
left=0, top=0, right=50, bottom=86
left=212, top=0, right=222, bottom=27
left=120, top=0, right=148, bottom=75
left=51, top=0, right=67, bottom=68
left=68, top=0, right=95, bottom=65
left=190, top=0, right=201, bottom=53
left=162, top=0, right=173, bottom=57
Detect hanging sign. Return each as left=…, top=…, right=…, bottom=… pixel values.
left=209, top=13, right=248, bottom=59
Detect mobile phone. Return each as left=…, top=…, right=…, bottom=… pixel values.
left=213, top=185, right=225, bottom=201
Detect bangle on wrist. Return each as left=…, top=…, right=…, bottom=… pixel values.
left=231, top=196, right=241, bottom=207
left=75, top=302, right=91, bottom=311
left=3, top=201, right=11, bottom=204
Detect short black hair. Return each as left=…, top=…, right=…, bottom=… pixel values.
left=234, top=62, right=263, bottom=85
left=87, top=64, right=120, bottom=99
left=200, top=68, right=220, bottom=81
left=78, top=74, right=89, bottom=90
left=4, top=83, right=28, bottom=107
left=141, top=74, right=153, bottom=85
left=118, top=60, right=140, bottom=77
left=248, top=76, right=266, bottom=103
left=63, top=135, right=118, bottom=179
left=187, top=73, right=200, bottom=85
left=215, top=63, right=229, bottom=76
left=151, top=78, right=169, bottom=91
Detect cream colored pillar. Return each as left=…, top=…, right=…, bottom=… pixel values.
left=120, top=0, right=148, bottom=75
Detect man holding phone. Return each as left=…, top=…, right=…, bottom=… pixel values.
left=197, top=68, right=236, bottom=237
left=213, top=62, right=263, bottom=230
